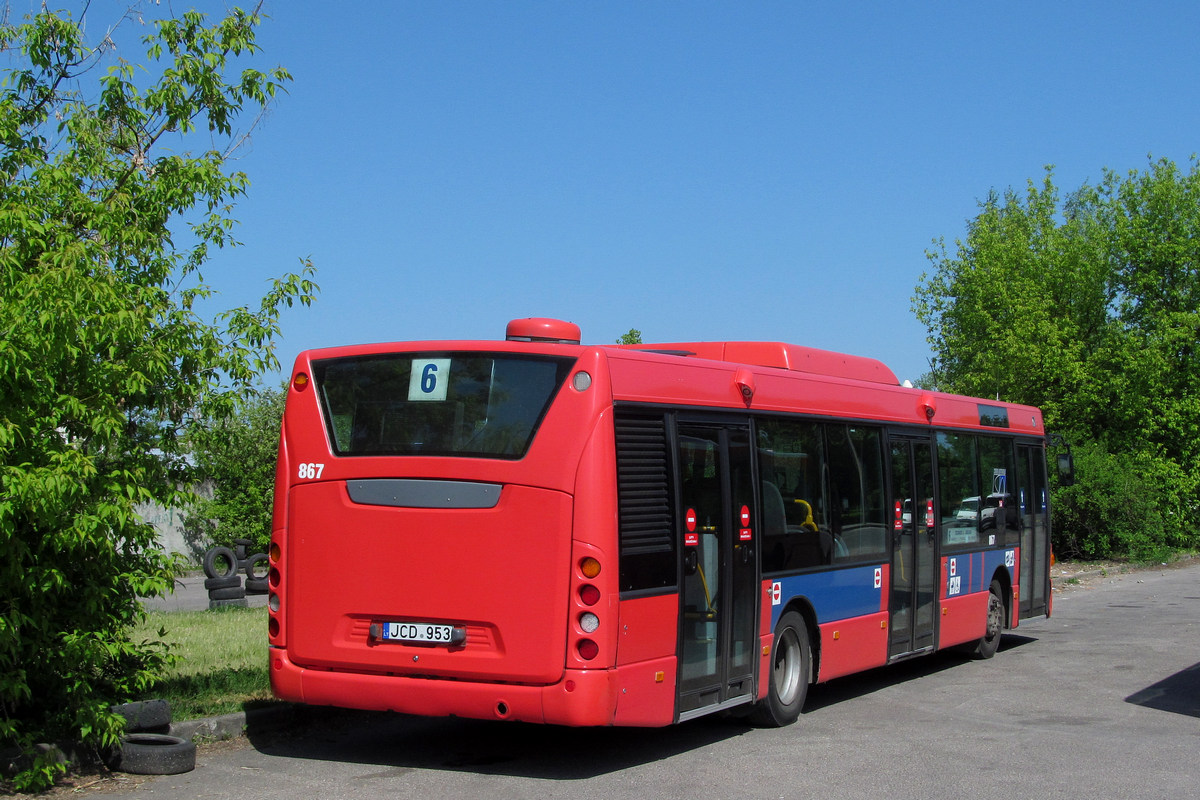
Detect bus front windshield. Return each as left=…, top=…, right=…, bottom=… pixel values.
left=314, top=353, right=576, bottom=459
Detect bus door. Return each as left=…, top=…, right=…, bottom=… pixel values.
left=888, top=433, right=937, bottom=659
left=675, top=421, right=758, bottom=719
left=1017, top=443, right=1051, bottom=618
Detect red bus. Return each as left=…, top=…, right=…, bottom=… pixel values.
left=268, top=318, right=1053, bottom=727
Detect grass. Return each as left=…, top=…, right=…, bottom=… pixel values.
left=133, top=604, right=277, bottom=721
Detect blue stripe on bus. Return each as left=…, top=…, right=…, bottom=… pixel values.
left=944, top=548, right=1015, bottom=599
left=769, top=564, right=883, bottom=629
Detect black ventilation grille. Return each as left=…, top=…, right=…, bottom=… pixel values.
left=615, top=409, right=676, bottom=592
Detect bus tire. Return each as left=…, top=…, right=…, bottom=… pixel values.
left=114, top=734, right=196, bottom=775
left=749, top=610, right=810, bottom=727
left=202, top=546, right=238, bottom=579
left=973, top=580, right=1005, bottom=660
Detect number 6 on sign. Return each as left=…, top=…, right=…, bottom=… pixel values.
left=409, top=358, right=451, bottom=401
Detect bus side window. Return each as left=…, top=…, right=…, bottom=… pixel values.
left=826, top=425, right=887, bottom=562
left=938, top=432, right=980, bottom=549
left=758, top=419, right=829, bottom=572
left=978, top=436, right=1020, bottom=546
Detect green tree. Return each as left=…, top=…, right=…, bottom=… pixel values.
left=0, top=5, right=315, bottom=789
left=913, top=157, right=1200, bottom=559
left=616, top=328, right=643, bottom=344
left=187, top=387, right=285, bottom=556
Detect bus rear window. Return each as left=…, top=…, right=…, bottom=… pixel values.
left=313, top=353, right=576, bottom=458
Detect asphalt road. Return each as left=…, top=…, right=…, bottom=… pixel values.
left=110, top=563, right=1199, bottom=800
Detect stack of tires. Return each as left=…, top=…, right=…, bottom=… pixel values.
left=108, top=700, right=195, bottom=775
left=203, top=538, right=268, bottom=609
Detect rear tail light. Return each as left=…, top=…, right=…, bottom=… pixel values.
left=579, top=584, right=600, bottom=606
left=268, top=539, right=283, bottom=644
left=571, top=552, right=606, bottom=665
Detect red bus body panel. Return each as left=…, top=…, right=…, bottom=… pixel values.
left=285, top=481, right=572, bottom=682
left=611, top=593, right=680, bottom=726
left=816, top=612, right=892, bottom=682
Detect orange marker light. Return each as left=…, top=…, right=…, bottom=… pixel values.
left=580, top=557, right=601, bottom=579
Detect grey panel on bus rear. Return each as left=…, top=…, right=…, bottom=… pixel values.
left=346, top=479, right=502, bottom=509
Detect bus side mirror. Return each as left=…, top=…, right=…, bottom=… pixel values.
left=1056, top=453, right=1075, bottom=486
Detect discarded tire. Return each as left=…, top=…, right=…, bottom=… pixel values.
left=244, top=553, right=268, bottom=579
left=233, top=537, right=253, bottom=561
left=245, top=577, right=268, bottom=594
left=110, top=699, right=172, bottom=733
left=202, top=546, right=238, bottom=579
left=204, top=575, right=241, bottom=591
left=114, top=734, right=196, bottom=775
left=208, top=585, right=247, bottom=601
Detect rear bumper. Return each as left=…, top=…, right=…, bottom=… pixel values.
left=270, top=647, right=673, bottom=727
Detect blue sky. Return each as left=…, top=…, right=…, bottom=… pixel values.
left=95, top=2, right=1200, bottom=383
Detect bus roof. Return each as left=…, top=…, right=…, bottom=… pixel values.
left=292, top=318, right=1044, bottom=435
left=613, top=341, right=899, bottom=385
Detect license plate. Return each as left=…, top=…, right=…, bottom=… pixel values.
left=376, top=621, right=462, bottom=645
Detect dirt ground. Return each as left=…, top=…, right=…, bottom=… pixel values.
left=1051, top=553, right=1200, bottom=594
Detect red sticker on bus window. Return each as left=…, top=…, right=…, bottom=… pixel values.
left=740, top=505, right=750, bottom=527
left=686, top=508, right=697, bottom=533
left=739, top=528, right=752, bottom=541
left=894, top=500, right=903, bottom=530
left=926, top=499, right=935, bottom=528
left=685, top=532, right=699, bottom=547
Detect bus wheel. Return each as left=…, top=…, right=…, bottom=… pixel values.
left=749, top=610, right=810, bottom=727
left=973, top=580, right=1004, bottom=660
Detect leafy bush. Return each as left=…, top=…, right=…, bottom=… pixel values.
left=186, top=388, right=285, bottom=556
left=0, top=6, right=313, bottom=791
left=1053, top=442, right=1170, bottom=561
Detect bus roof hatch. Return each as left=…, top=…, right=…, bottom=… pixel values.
left=506, top=317, right=582, bottom=345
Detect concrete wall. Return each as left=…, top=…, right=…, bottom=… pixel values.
left=136, top=481, right=214, bottom=563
